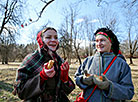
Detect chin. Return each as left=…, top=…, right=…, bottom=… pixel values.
left=51, top=49, right=56, bottom=52
left=49, top=48, right=56, bottom=52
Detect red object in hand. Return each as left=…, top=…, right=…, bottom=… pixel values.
left=40, top=62, right=55, bottom=80
left=40, top=67, right=48, bottom=80
left=60, top=61, right=69, bottom=82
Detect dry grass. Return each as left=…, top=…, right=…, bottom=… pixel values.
left=126, top=59, right=138, bottom=102
left=0, top=58, right=138, bottom=102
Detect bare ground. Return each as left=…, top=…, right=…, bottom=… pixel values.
left=0, top=58, right=138, bottom=102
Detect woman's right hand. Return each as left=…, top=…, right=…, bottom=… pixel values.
left=82, top=75, right=94, bottom=86
left=44, top=63, right=56, bottom=78
left=40, top=62, right=56, bottom=80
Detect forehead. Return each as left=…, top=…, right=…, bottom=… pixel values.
left=96, top=35, right=108, bottom=40
left=43, top=30, right=57, bottom=36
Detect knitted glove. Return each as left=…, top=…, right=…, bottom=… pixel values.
left=93, top=75, right=110, bottom=90
left=82, top=75, right=94, bottom=86
left=60, top=61, right=69, bottom=83
left=40, top=62, right=56, bottom=80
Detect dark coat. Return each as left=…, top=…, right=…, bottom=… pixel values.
left=14, top=49, right=75, bottom=102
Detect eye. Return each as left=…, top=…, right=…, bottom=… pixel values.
left=45, top=36, right=51, bottom=39
left=54, top=36, right=58, bottom=39
left=95, top=39, right=99, bottom=43
left=101, top=39, right=105, bottom=42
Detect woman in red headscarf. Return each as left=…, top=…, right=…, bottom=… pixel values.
left=13, top=27, right=75, bottom=102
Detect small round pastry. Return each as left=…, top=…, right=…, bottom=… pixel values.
left=84, top=70, right=91, bottom=77
left=94, top=75, right=103, bottom=81
left=47, top=60, right=54, bottom=69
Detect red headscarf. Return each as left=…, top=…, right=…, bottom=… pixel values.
left=36, top=31, right=43, bottom=48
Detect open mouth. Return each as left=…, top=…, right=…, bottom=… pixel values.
left=48, top=43, right=57, bottom=47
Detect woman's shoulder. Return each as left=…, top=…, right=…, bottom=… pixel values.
left=82, top=56, right=94, bottom=64
left=116, top=54, right=131, bottom=69
left=117, top=54, right=126, bottom=61
left=22, top=50, right=41, bottom=64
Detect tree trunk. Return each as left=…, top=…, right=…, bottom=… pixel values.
left=5, top=55, right=8, bottom=64
left=129, top=57, right=133, bottom=64
left=129, top=53, right=133, bottom=64
left=2, top=57, right=4, bottom=64
left=77, top=53, right=82, bottom=65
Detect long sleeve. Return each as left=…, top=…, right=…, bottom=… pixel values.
left=75, top=57, right=93, bottom=89
left=74, top=52, right=134, bottom=102
left=15, top=51, right=44, bottom=100
left=17, top=74, right=44, bottom=100
left=103, top=61, right=134, bottom=100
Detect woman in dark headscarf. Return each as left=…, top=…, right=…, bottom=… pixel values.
left=13, top=27, right=75, bottom=102
left=75, top=27, right=134, bottom=102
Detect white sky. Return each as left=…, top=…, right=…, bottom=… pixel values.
left=16, top=0, right=132, bottom=45
left=17, top=0, right=100, bottom=44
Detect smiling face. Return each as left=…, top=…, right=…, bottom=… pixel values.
left=95, top=35, right=112, bottom=53
left=42, top=29, right=59, bottom=51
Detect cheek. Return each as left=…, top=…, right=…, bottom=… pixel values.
left=44, top=39, right=50, bottom=45
left=56, top=40, right=59, bottom=45
left=108, top=43, right=112, bottom=49
left=105, top=42, right=111, bottom=50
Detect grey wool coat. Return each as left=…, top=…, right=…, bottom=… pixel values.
left=75, top=52, right=134, bottom=102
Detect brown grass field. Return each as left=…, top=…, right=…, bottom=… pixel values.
left=0, top=59, right=138, bottom=102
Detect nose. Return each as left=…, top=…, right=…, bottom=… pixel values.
left=51, top=37, right=56, bottom=41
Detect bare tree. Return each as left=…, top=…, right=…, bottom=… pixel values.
left=97, top=7, right=119, bottom=32
left=0, top=0, right=25, bottom=64
left=0, top=0, right=54, bottom=64
left=0, top=0, right=24, bottom=36
left=59, top=5, right=80, bottom=64
left=27, top=0, right=55, bottom=24
left=58, top=28, right=70, bottom=60
left=124, top=8, right=138, bottom=64
left=82, top=16, right=96, bottom=56
left=0, top=27, right=17, bottom=64
left=95, top=0, right=138, bottom=64
left=95, top=0, right=138, bottom=8
left=73, top=21, right=84, bottom=65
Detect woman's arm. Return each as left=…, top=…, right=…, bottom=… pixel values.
left=17, top=74, right=43, bottom=100
left=103, top=61, right=134, bottom=100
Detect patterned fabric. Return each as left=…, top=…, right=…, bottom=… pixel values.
left=16, top=49, right=56, bottom=81
left=13, top=48, right=75, bottom=101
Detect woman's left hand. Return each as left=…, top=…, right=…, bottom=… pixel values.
left=93, top=75, right=110, bottom=90
left=60, top=61, right=69, bottom=83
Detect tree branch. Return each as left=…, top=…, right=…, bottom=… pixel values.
left=32, top=0, right=55, bottom=23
